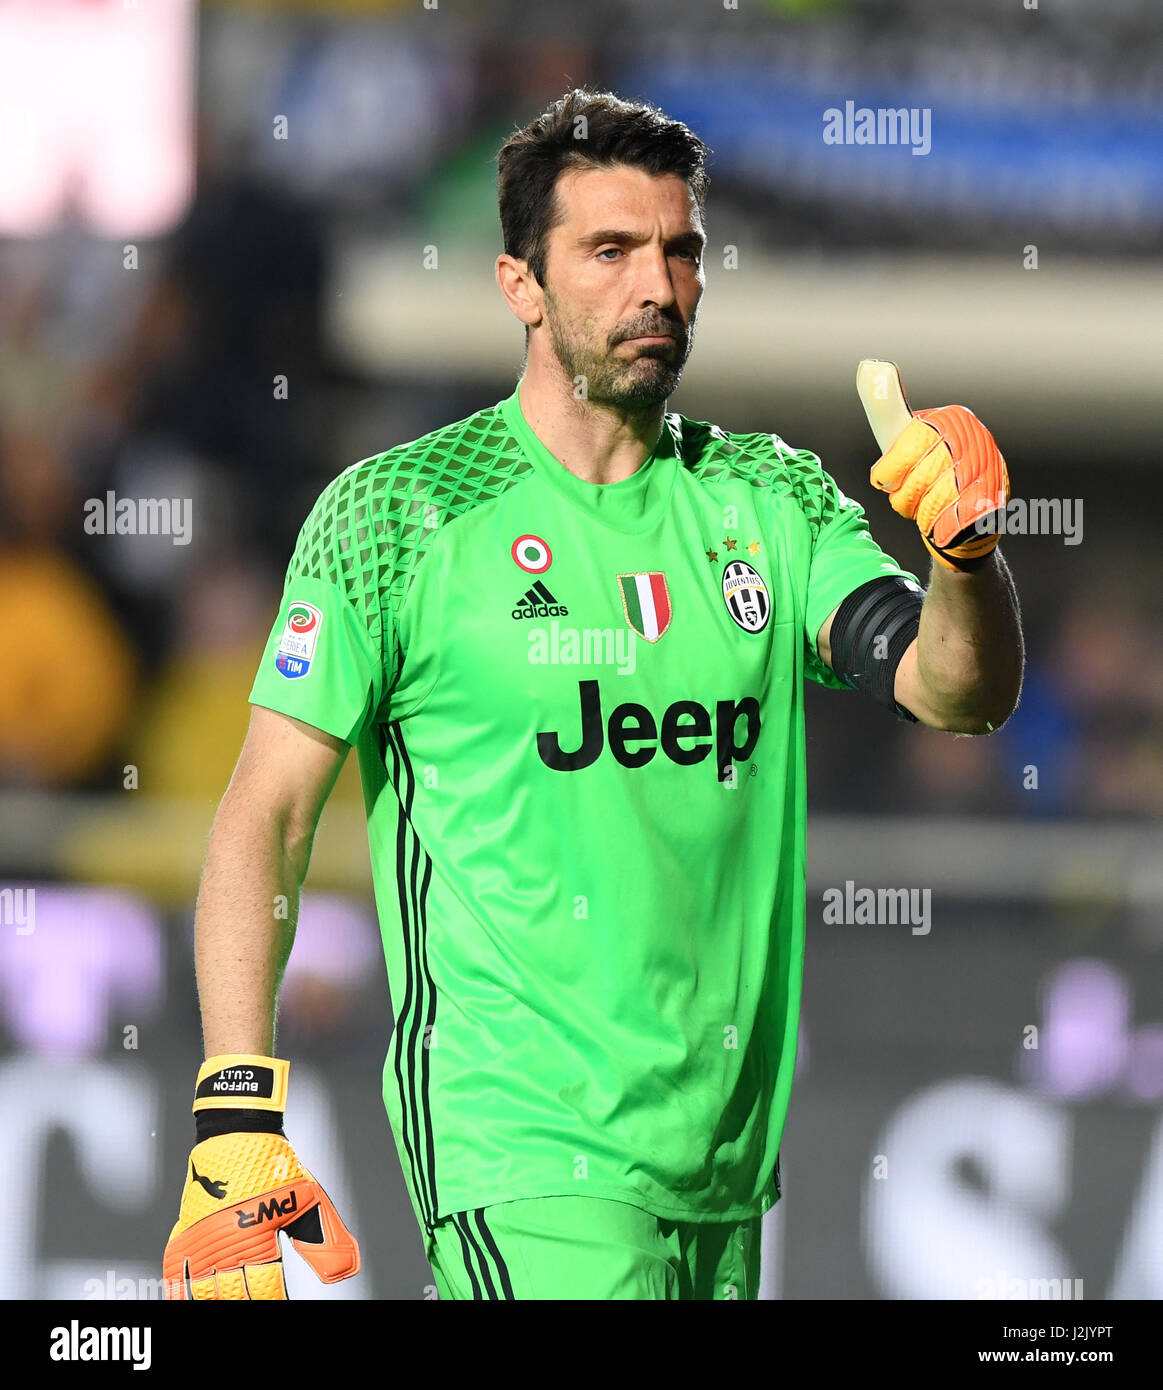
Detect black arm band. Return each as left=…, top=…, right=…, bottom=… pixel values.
left=828, top=576, right=924, bottom=722
left=195, top=1108, right=286, bottom=1143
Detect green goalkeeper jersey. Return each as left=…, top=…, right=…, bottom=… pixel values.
left=249, top=382, right=918, bottom=1230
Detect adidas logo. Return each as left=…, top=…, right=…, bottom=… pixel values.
left=512, top=580, right=569, bottom=619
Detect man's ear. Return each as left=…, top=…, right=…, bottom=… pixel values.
left=496, top=253, right=543, bottom=328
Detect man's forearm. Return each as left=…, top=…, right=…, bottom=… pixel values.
left=194, top=790, right=311, bottom=1057
left=909, top=548, right=1024, bottom=733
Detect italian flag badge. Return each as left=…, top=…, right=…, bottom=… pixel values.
left=617, top=572, right=672, bottom=642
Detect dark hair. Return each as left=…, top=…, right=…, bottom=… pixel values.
left=497, top=87, right=710, bottom=288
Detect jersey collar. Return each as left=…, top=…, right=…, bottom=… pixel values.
left=500, top=382, right=681, bottom=535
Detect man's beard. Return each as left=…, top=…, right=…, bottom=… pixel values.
left=545, top=300, right=693, bottom=409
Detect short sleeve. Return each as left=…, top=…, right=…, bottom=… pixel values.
left=248, top=470, right=393, bottom=743
left=801, top=462, right=921, bottom=689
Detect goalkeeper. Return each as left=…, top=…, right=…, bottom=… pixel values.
left=164, top=89, right=1024, bottom=1300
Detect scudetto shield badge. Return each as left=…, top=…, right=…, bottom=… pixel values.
left=722, top=560, right=771, bottom=633
left=617, top=572, right=672, bottom=642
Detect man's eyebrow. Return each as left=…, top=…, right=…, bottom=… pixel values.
left=577, top=228, right=707, bottom=249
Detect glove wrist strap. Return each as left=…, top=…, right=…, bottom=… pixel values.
left=192, top=1054, right=289, bottom=1145
left=923, top=535, right=995, bottom=574
left=193, top=1053, right=290, bottom=1115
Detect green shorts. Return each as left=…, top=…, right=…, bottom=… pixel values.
left=426, top=1196, right=762, bottom=1301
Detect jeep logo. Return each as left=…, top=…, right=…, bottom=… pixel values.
left=537, top=679, right=760, bottom=775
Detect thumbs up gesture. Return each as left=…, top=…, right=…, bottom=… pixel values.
left=855, top=360, right=1010, bottom=572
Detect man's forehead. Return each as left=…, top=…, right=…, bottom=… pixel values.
left=554, top=164, right=700, bottom=227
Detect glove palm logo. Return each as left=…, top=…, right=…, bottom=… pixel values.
left=189, top=1160, right=227, bottom=1200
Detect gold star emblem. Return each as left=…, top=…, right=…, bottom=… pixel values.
left=724, top=536, right=738, bottom=551
left=747, top=540, right=761, bottom=556
left=706, top=547, right=718, bottom=563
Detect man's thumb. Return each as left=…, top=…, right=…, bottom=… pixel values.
left=285, top=1183, right=361, bottom=1283
left=856, top=359, right=914, bottom=454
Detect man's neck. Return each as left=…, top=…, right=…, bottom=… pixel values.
left=516, top=358, right=666, bottom=486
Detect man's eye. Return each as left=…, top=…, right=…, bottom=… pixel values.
left=597, top=248, right=622, bottom=260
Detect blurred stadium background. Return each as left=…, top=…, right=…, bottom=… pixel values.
left=2, top=0, right=1162, bottom=1300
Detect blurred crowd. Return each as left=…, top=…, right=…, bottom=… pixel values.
left=2, top=0, right=1161, bottom=823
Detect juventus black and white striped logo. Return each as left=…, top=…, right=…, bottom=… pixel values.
left=722, top=560, right=771, bottom=633
left=511, top=580, right=569, bottom=619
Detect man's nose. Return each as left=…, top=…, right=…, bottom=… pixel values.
left=634, top=246, right=677, bottom=309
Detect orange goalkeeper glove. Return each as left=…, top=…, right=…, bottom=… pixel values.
left=163, top=1054, right=360, bottom=1300
left=856, top=359, right=1010, bottom=572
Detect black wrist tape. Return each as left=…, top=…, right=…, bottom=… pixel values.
left=195, top=1107, right=286, bottom=1144
left=828, top=576, right=924, bottom=722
